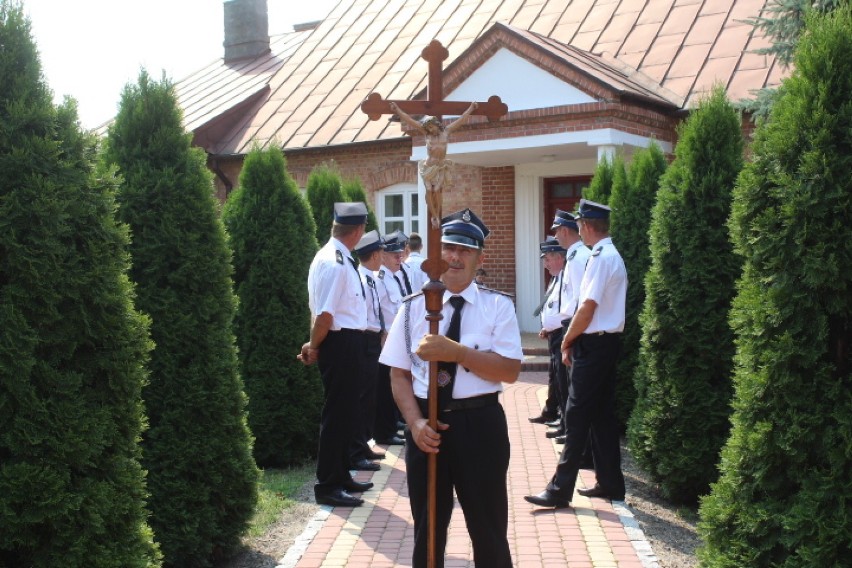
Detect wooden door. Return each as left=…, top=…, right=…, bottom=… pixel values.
left=542, top=176, right=589, bottom=287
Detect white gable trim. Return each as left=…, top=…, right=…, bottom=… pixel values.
left=447, top=47, right=597, bottom=111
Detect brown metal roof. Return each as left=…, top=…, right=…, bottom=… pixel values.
left=181, top=0, right=781, bottom=155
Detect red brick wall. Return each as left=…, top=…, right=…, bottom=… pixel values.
left=481, top=166, right=516, bottom=296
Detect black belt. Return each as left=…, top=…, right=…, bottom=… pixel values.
left=416, top=392, right=499, bottom=414
left=365, top=329, right=382, bottom=335
left=583, top=331, right=619, bottom=336
left=330, top=327, right=365, bottom=334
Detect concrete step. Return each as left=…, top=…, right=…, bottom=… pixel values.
left=521, top=354, right=549, bottom=372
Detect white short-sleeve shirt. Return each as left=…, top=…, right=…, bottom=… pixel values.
left=379, top=282, right=523, bottom=399
left=375, top=265, right=402, bottom=328
left=558, top=241, right=592, bottom=321
left=578, top=238, right=627, bottom=334
left=307, top=238, right=368, bottom=331
left=540, top=271, right=564, bottom=332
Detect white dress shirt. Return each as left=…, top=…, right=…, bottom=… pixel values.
left=307, top=238, right=367, bottom=330
left=578, top=238, right=627, bottom=334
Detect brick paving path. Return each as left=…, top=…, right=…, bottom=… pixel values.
left=279, top=372, right=656, bottom=567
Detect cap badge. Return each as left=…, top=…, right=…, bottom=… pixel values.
left=462, top=210, right=471, bottom=222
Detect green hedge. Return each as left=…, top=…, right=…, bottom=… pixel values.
left=101, top=71, right=258, bottom=567
left=699, top=8, right=852, bottom=566
left=0, top=3, right=159, bottom=566
left=223, top=146, right=323, bottom=467
left=628, top=88, right=743, bottom=503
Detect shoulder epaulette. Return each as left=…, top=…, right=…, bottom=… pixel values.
left=478, top=286, right=515, bottom=299
left=567, top=249, right=577, bottom=261
left=591, top=246, right=603, bottom=257
left=335, top=250, right=344, bottom=264
left=378, top=269, right=385, bottom=279
left=402, top=291, right=424, bottom=303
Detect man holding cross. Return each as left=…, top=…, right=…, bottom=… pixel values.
left=379, top=209, right=522, bottom=568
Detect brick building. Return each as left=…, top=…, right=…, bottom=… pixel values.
left=177, top=0, right=783, bottom=332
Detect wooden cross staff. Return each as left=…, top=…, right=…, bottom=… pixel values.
left=361, top=39, right=508, bottom=568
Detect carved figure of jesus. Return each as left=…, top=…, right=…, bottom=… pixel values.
left=389, top=101, right=478, bottom=228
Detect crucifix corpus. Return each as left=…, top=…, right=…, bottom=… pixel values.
left=361, top=39, right=508, bottom=568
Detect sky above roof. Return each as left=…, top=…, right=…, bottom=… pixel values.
left=24, top=0, right=339, bottom=129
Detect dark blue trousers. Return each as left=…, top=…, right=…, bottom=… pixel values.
left=547, top=333, right=625, bottom=500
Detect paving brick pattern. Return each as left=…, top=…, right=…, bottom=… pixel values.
left=280, top=372, right=652, bottom=567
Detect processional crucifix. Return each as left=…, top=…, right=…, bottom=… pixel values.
left=361, top=39, right=508, bottom=568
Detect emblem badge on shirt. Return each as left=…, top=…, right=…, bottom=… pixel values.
left=378, top=269, right=385, bottom=279
left=437, top=369, right=452, bottom=387
left=592, top=246, right=603, bottom=257
left=335, top=250, right=344, bottom=264
left=568, top=250, right=577, bottom=261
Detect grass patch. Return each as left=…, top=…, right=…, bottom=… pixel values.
left=248, top=462, right=315, bottom=538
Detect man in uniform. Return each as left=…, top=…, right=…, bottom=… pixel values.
left=525, top=199, right=627, bottom=508
left=373, top=247, right=406, bottom=446
left=404, top=232, right=428, bottom=291
left=380, top=208, right=523, bottom=568
left=528, top=236, right=567, bottom=426
left=384, top=230, right=415, bottom=296
left=298, top=202, right=372, bottom=507
left=351, top=230, right=389, bottom=471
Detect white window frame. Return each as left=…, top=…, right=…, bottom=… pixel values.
left=376, top=183, right=423, bottom=243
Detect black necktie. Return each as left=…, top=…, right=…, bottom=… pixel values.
left=437, top=296, right=465, bottom=411
left=533, top=275, right=557, bottom=317
left=365, top=274, right=385, bottom=331
left=393, top=274, right=406, bottom=296
left=401, top=267, right=413, bottom=295
left=348, top=257, right=365, bottom=297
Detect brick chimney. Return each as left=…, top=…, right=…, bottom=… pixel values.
left=223, top=0, right=270, bottom=62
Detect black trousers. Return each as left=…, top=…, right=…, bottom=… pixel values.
left=373, top=363, right=401, bottom=440
left=545, top=327, right=568, bottom=418
left=406, top=403, right=512, bottom=568
left=548, top=333, right=625, bottom=500
left=315, top=329, right=366, bottom=495
left=351, top=331, right=381, bottom=462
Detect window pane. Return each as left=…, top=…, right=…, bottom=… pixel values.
left=385, top=194, right=404, bottom=217
left=385, top=220, right=405, bottom=233
left=411, top=195, right=419, bottom=217
left=551, top=182, right=579, bottom=198
left=411, top=220, right=419, bottom=233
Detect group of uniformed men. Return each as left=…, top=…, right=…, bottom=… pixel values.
left=299, top=198, right=627, bottom=567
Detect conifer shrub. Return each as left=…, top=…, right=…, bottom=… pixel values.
left=306, top=163, right=345, bottom=244
left=343, top=178, right=378, bottom=232
left=100, top=71, right=258, bottom=567
left=0, top=3, right=159, bottom=566
left=628, top=88, right=743, bottom=503
left=609, top=144, right=667, bottom=430
left=582, top=154, right=619, bottom=204
left=222, top=146, right=323, bottom=467
left=699, top=8, right=852, bottom=566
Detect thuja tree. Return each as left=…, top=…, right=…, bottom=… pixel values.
left=699, top=8, right=852, bottom=566
left=222, top=146, right=322, bottom=467
left=306, top=163, right=345, bottom=243
left=101, top=71, right=258, bottom=567
left=609, top=144, right=667, bottom=430
left=343, top=178, right=378, bottom=232
left=628, top=88, right=743, bottom=503
left=582, top=154, right=623, bottom=205
left=0, top=3, right=159, bottom=566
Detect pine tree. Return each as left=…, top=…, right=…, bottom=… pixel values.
left=100, top=71, right=258, bottom=567
left=343, top=178, right=378, bottom=232
left=740, top=0, right=841, bottom=118
left=628, top=88, right=743, bottom=503
left=699, top=8, right=852, bottom=566
left=609, top=144, right=667, bottom=430
left=306, top=163, right=345, bottom=244
left=222, top=146, right=323, bottom=467
left=0, top=3, right=159, bottom=566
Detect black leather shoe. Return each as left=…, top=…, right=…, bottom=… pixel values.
left=396, top=421, right=407, bottom=431
left=545, top=419, right=562, bottom=428
left=351, top=459, right=381, bottom=471
left=315, top=489, right=363, bottom=507
left=376, top=436, right=405, bottom=445
left=528, top=413, right=556, bottom=424
left=365, top=449, right=386, bottom=460
left=341, top=479, right=374, bottom=492
left=577, top=484, right=624, bottom=500
left=554, top=435, right=566, bottom=444
left=545, top=429, right=565, bottom=439
left=524, top=490, right=570, bottom=508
